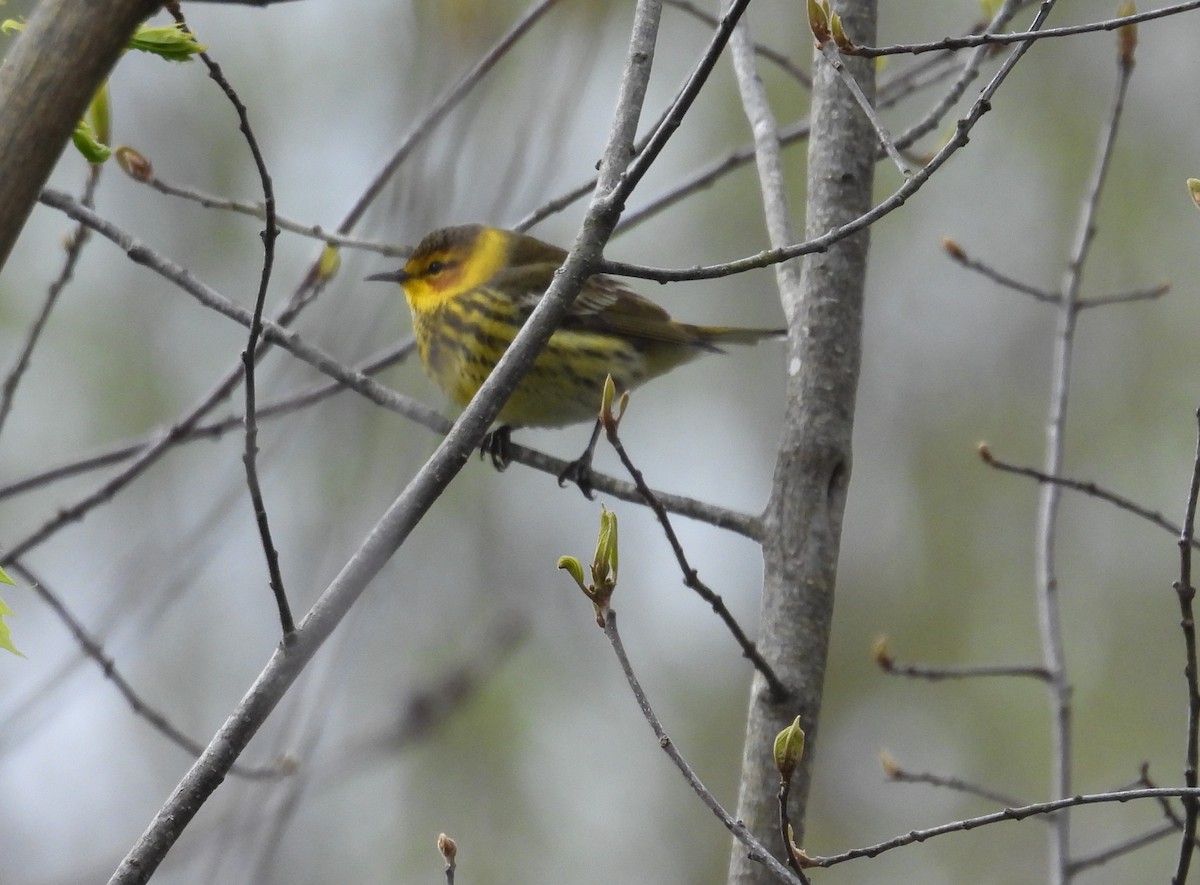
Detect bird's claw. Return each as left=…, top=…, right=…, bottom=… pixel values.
left=480, top=427, right=513, bottom=471
left=557, top=456, right=596, bottom=500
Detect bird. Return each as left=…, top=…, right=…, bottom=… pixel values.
left=367, top=224, right=784, bottom=496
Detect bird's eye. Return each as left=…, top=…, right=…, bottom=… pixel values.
left=427, top=260, right=447, bottom=275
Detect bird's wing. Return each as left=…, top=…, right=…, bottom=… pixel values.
left=492, top=263, right=703, bottom=347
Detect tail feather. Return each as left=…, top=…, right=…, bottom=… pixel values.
left=688, top=324, right=787, bottom=350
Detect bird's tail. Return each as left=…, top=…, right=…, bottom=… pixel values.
left=688, top=324, right=787, bottom=348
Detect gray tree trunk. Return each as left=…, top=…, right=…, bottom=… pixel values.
left=727, top=1, right=878, bottom=881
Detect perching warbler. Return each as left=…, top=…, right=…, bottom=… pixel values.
left=367, top=224, right=783, bottom=493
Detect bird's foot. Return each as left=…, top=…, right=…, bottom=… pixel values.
left=557, top=455, right=596, bottom=500
left=480, top=426, right=513, bottom=471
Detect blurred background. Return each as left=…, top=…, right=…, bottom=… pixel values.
left=1, top=1, right=1198, bottom=882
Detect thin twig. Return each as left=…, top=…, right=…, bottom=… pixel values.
left=338, top=0, right=565, bottom=238
left=880, top=659, right=1051, bottom=682
left=815, top=42, right=909, bottom=177
left=811, top=787, right=1200, bottom=868
left=129, top=172, right=407, bottom=256
left=601, top=609, right=806, bottom=885
left=5, top=559, right=286, bottom=780
left=979, top=444, right=1199, bottom=549
left=776, top=778, right=813, bottom=883
left=0, top=342, right=414, bottom=501
left=665, top=0, right=811, bottom=88
left=1033, top=24, right=1134, bottom=879
left=0, top=165, right=100, bottom=439
left=1068, top=823, right=1177, bottom=875
left=170, top=3, right=294, bottom=638
left=947, top=240, right=1169, bottom=310
left=840, top=0, right=1200, bottom=58
left=604, top=416, right=788, bottom=700
left=1079, top=282, right=1170, bottom=309
left=1172, top=409, right=1200, bottom=884
left=942, top=238, right=1057, bottom=303
left=882, top=759, right=1028, bottom=808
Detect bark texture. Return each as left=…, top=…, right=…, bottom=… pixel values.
left=728, top=2, right=877, bottom=881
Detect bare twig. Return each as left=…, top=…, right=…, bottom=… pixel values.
left=170, top=3, right=293, bottom=637
left=665, top=0, right=811, bottom=88
left=338, top=0, right=565, bottom=238
left=5, top=559, right=285, bottom=780
left=881, top=755, right=1028, bottom=808
left=603, top=408, right=788, bottom=700
left=814, top=42, right=909, bottom=177
left=0, top=166, right=100, bottom=439
left=1079, top=282, right=1170, bottom=309
left=942, top=237, right=1057, bottom=303
left=811, top=787, right=1200, bottom=868
left=1068, top=823, right=1177, bottom=875
left=776, top=776, right=813, bottom=883
left=840, top=0, right=1200, bottom=57
left=124, top=170, right=407, bottom=256
left=0, top=342, right=414, bottom=501
left=600, top=609, right=806, bottom=885
left=979, top=443, right=1198, bottom=549
left=1032, top=25, right=1134, bottom=879
left=1172, top=409, right=1200, bottom=884
left=879, top=658, right=1051, bottom=683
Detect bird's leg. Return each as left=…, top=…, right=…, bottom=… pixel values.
left=557, top=418, right=601, bottom=500
left=480, top=426, right=514, bottom=471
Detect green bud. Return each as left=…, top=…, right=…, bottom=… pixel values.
left=72, top=119, right=111, bottom=164
left=0, top=565, right=12, bottom=586
left=773, top=716, right=805, bottom=782
left=128, top=22, right=206, bottom=62
left=557, top=555, right=587, bottom=592
left=600, top=374, right=616, bottom=419
left=591, top=506, right=618, bottom=591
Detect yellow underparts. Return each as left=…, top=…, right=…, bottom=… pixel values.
left=413, top=289, right=703, bottom=428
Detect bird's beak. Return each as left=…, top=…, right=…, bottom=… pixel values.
left=365, top=268, right=410, bottom=283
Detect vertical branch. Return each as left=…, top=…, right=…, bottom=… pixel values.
left=727, top=0, right=877, bottom=880
left=169, top=2, right=293, bottom=637
left=1035, top=31, right=1133, bottom=884
left=1172, top=410, right=1200, bottom=885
